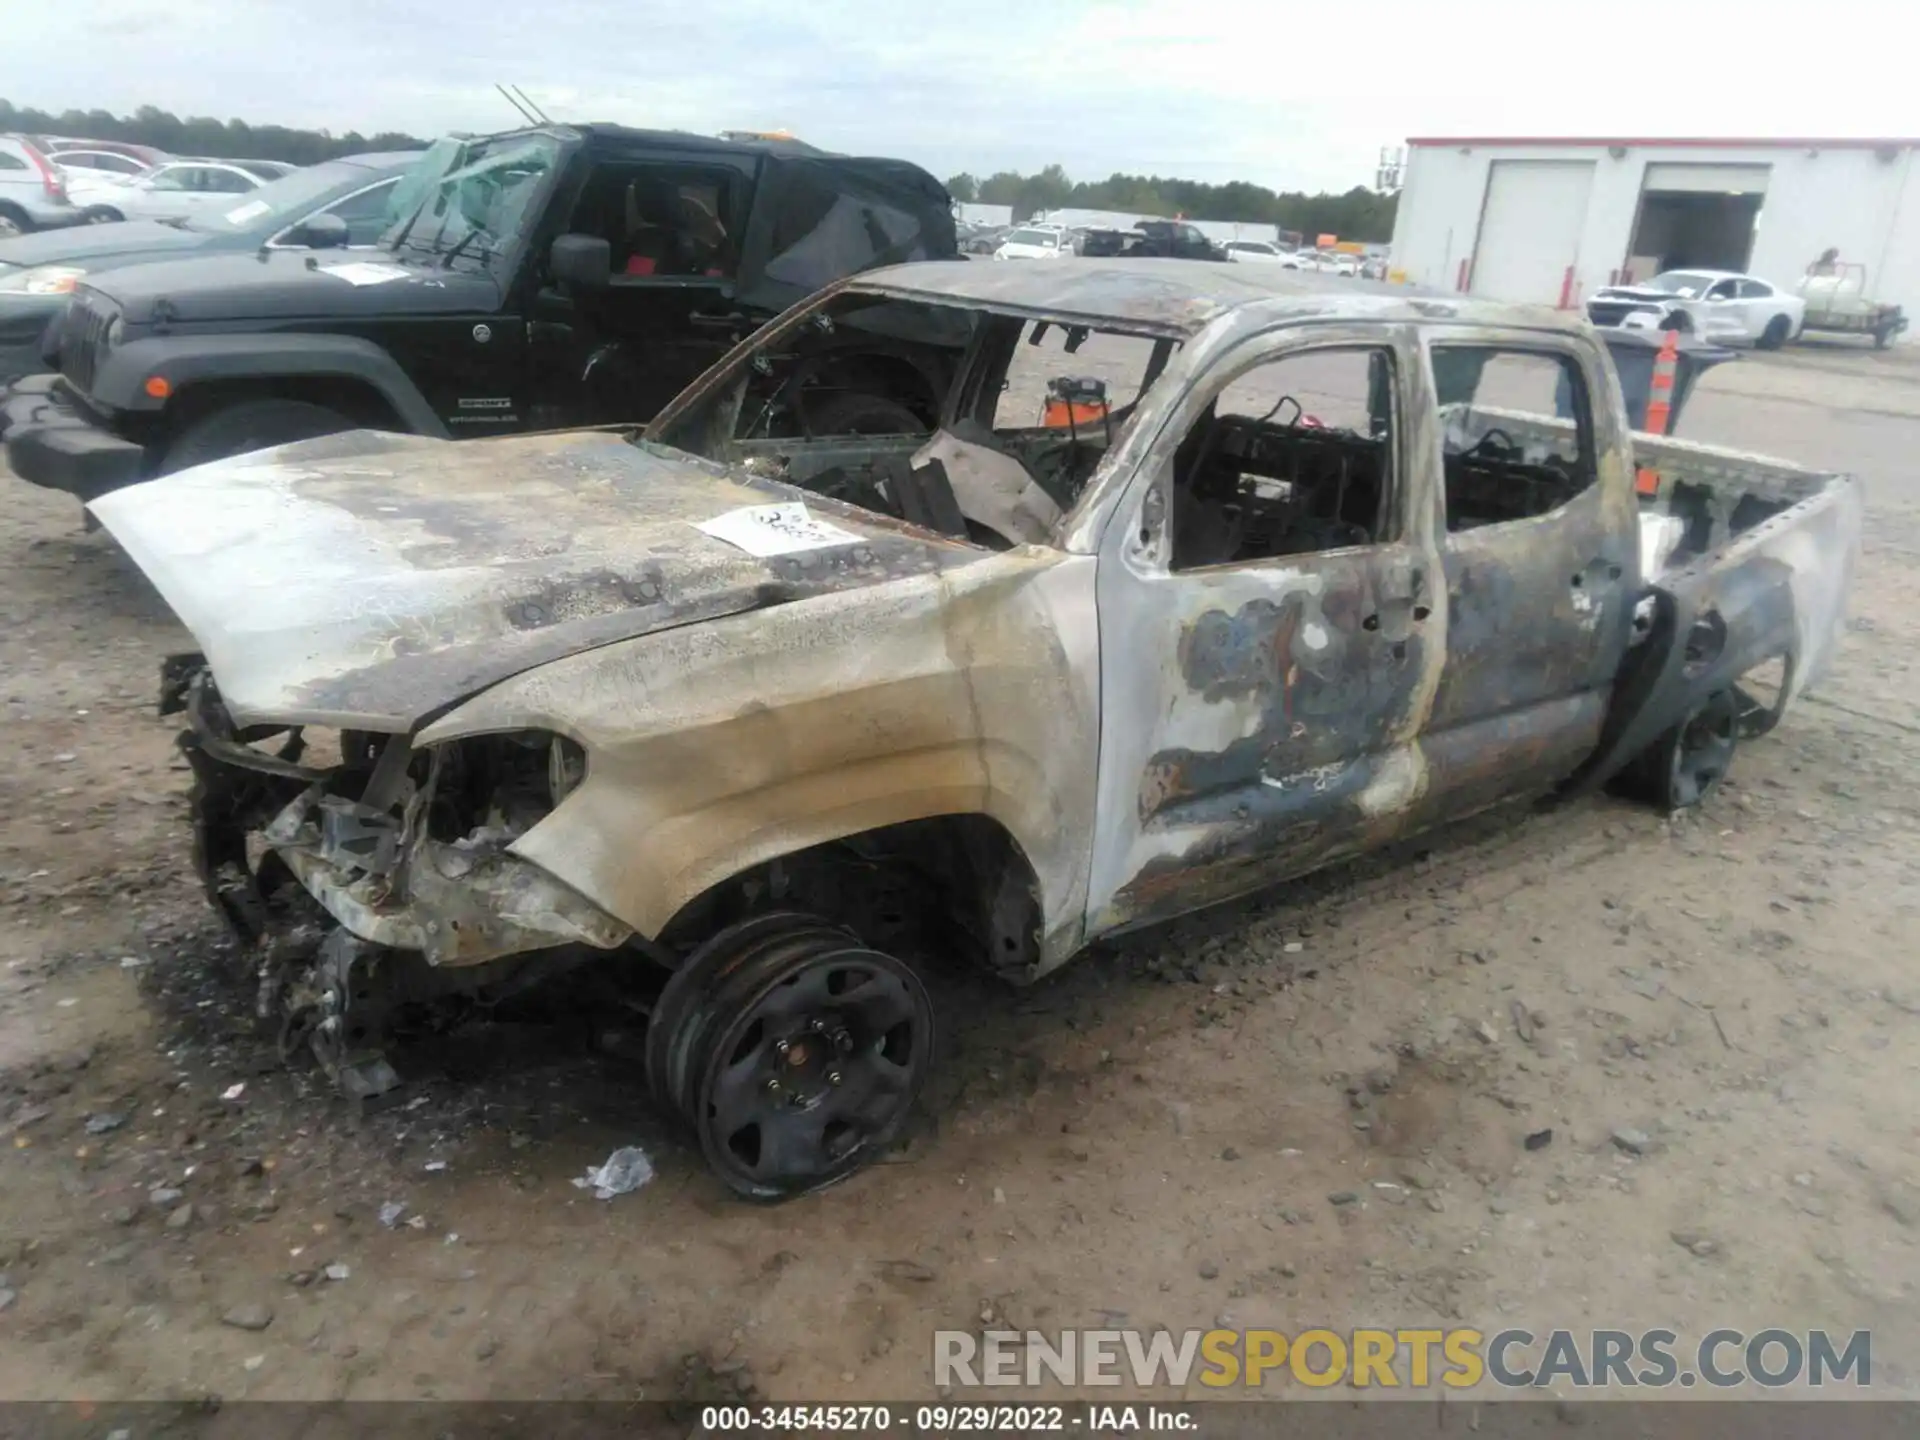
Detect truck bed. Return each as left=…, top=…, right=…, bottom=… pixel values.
left=1455, top=406, right=1861, bottom=787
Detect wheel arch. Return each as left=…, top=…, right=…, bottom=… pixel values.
left=91, top=333, right=450, bottom=437
left=653, top=808, right=1052, bottom=981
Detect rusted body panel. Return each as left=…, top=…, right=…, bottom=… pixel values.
left=418, top=549, right=1100, bottom=968
left=89, top=257, right=1859, bottom=1005
left=89, top=426, right=984, bottom=731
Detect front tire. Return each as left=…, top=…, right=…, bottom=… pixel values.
left=1757, top=314, right=1791, bottom=350
left=161, top=399, right=354, bottom=474
left=81, top=206, right=123, bottom=225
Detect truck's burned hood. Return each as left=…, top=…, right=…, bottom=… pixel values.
left=88, top=429, right=980, bottom=732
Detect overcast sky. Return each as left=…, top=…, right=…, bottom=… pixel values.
left=11, top=0, right=1917, bottom=194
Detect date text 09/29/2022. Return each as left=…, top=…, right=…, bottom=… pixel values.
left=699, top=1405, right=1196, bottom=1433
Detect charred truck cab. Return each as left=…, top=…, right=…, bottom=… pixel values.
left=2, top=124, right=957, bottom=510
left=91, top=261, right=1859, bottom=1201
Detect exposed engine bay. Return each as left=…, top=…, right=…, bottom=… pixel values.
left=168, top=659, right=633, bottom=1097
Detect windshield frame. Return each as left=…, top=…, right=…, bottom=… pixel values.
left=383, top=132, right=565, bottom=276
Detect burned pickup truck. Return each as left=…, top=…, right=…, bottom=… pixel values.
left=89, top=261, right=1859, bottom=1200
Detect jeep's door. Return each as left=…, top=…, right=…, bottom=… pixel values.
left=1083, top=324, right=1444, bottom=938
left=1411, top=332, right=1637, bottom=824
left=527, top=153, right=757, bottom=427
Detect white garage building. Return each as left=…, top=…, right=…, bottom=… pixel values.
left=1388, top=136, right=1920, bottom=325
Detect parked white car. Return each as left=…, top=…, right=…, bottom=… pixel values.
left=1222, top=239, right=1304, bottom=267
left=1310, top=250, right=1359, bottom=277
left=993, top=224, right=1072, bottom=260
left=65, top=159, right=294, bottom=225
left=1586, top=269, right=1806, bottom=350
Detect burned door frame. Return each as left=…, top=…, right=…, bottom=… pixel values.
left=1410, top=324, right=1639, bottom=825
left=1082, top=321, right=1446, bottom=939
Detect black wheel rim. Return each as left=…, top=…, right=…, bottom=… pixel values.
left=1668, top=689, right=1738, bottom=808
left=644, top=911, right=843, bottom=1115
left=695, top=942, right=931, bottom=1199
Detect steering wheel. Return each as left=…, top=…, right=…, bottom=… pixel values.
left=1464, top=426, right=1518, bottom=459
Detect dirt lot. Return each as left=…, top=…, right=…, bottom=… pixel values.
left=2, top=341, right=1918, bottom=1404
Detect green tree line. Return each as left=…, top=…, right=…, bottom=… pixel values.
left=0, top=97, right=428, bottom=165
left=947, top=164, right=1397, bottom=241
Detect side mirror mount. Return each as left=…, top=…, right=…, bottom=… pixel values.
left=291, top=212, right=350, bottom=250
left=551, top=233, right=611, bottom=290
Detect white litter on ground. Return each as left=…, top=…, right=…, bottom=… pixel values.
left=573, top=1146, right=654, bottom=1200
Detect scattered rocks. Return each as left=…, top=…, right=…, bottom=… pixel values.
left=0, top=1288, right=16, bottom=1312
left=1471, top=1019, right=1499, bottom=1045
left=148, top=1187, right=184, bottom=1208
left=1327, top=1190, right=1359, bottom=1207
left=1524, top=1129, right=1554, bottom=1152
left=322, top=1263, right=351, bottom=1283
left=165, top=1204, right=194, bottom=1231
left=1670, top=1231, right=1718, bottom=1258
left=1197, top=1261, right=1220, bottom=1280
left=1220, top=1147, right=1241, bottom=1162
left=1877, top=1180, right=1920, bottom=1229
left=83, top=1113, right=126, bottom=1136
left=1611, top=1128, right=1653, bottom=1156
left=377, top=1201, right=407, bottom=1229
left=221, top=1303, right=274, bottom=1332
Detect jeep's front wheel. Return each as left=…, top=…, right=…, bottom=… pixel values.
left=161, top=399, right=354, bottom=475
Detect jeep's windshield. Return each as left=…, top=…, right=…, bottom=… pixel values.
left=387, top=134, right=561, bottom=270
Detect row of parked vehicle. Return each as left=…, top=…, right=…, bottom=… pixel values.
left=959, top=217, right=1384, bottom=275
left=0, top=134, right=302, bottom=236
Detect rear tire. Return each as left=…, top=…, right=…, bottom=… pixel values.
left=1613, top=688, right=1740, bottom=811
left=0, top=204, right=29, bottom=237
left=806, top=391, right=925, bottom=436
left=161, top=399, right=354, bottom=475
left=1756, top=314, right=1791, bottom=350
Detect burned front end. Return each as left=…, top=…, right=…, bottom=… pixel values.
left=166, top=657, right=632, bottom=1098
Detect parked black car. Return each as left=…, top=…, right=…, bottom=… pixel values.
left=0, top=147, right=449, bottom=381
left=1125, top=219, right=1230, bottom=261
left=2, top=125, right=956, bottom=507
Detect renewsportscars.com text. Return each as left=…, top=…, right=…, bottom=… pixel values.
left=935, top=1327, right=1871, bottom=1390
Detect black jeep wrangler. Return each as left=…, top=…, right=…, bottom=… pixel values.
left=1, top=125, right=956, bottom=505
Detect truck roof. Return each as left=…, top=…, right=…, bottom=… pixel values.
left=846, top=258, right=1581, bottom=339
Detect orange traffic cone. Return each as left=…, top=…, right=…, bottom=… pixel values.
left=1635, top=328, right=1681, bottom=496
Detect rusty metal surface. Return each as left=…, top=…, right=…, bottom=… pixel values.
left=848, top=259, right=1545, bottom=338
left=89, top=427, right=984, bottom=732
left=97, top=257, right=1858, bottom=989
left=417, top=547, right=1102, bottom=970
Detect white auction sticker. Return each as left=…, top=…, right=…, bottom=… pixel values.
left=317, top=262, right=411, bottom=287
left=223, top=200, right=271, bottom=225
left=693, top=502, right=864, bottom=558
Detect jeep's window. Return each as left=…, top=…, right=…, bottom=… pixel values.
left=1169, top=346, right=1394, bottom=572
left=570, top=164, right=739, bottom=280
left=762, top=171, right=939, bottom=293
left=1430, top=347, right=1595, bottom=533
